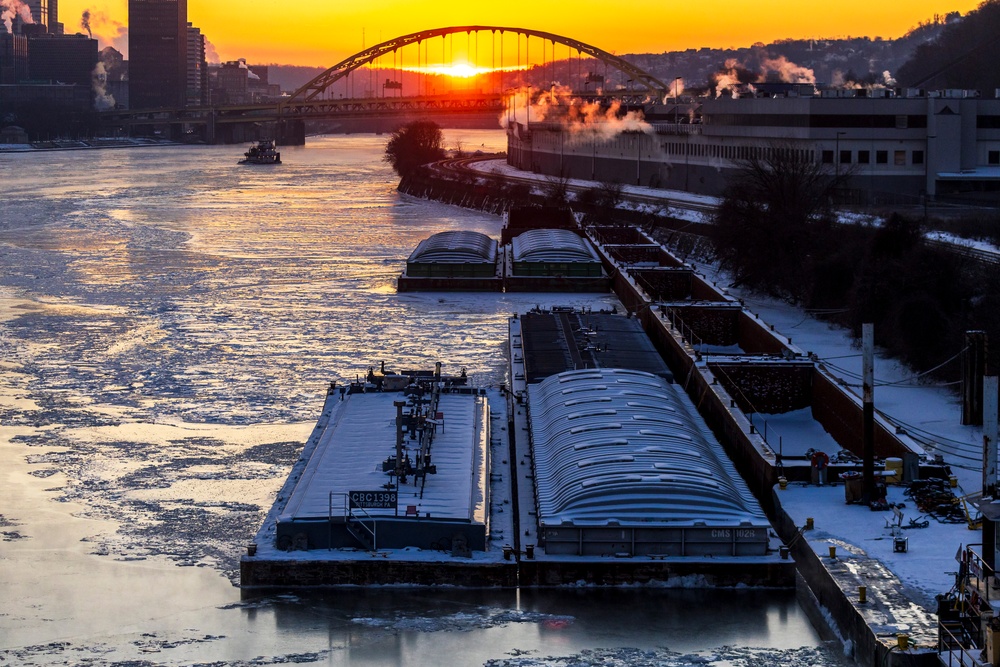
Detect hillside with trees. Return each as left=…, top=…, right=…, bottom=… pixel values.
left=896, top=0, right=1000, bottom=90
left=710, top=147, right=1000, bottom=380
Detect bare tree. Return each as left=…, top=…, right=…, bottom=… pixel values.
left=711, top=141, right=854, bottom=301
left=542, top=175, right=570, bottom=207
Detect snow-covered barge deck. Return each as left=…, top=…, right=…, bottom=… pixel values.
left=242, top=315, right=792, bottom=587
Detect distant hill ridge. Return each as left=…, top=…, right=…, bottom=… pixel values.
left=255, top=5, right=997, bottom=95
left=897, top=0, right=1000, bottom=91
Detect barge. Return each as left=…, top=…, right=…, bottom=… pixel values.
left=242, top=324, right=793, bottom=588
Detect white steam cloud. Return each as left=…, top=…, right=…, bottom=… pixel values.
left=760, top=56, right=816, bottom=84
left=500, top=85, right=653, bottom=143
left=205, top=39, right=221, bottom=65
left=830, top=69, right=897, bottom=89
left=238, top=58, right=260, bottom=81
left=91, top=61, right=115, bottom=110
left=711, top=55, right=816, bottom=97
left=1, top=0, right=34, bottom=34
left=80, top=8, right=127, bottom=56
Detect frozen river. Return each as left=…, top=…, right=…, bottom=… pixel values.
left=0, top=131, right=843, bottom=665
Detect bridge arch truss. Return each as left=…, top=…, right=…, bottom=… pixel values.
left=285, top=26, right=670, bottom=105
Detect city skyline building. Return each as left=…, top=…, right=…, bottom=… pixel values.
left=3, top=0, right=62, bottom=35
left=214, top=59, right=248, bottom=105
left=186, top=22, right=206, bottom=107
left=27, top=32, right=96, bottom=87
left=128, top=0, right=187, bottom=109
left=0, top=33, right=29, bottom=83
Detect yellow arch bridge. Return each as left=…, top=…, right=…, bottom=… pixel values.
left=99, top=26, right=671, bottom=144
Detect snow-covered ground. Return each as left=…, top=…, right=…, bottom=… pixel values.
left=468, top=158, right=716, bottom=225
left=690, top=243, right=986, bottom=629
left=473, top=155, right=986, bottom=617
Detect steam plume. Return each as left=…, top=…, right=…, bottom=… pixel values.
left=205, top=39, right=221, bottom=65
left=830, top=69, right=897, bottom=89
left=80, top=9, right=127, bottom=56
left=238, top=58, right=260, bottom=81
left=1, top=0, right=34, bottom=34
left=709, top=55, right=815, bottom=97
left=710, top=58, right=755, bottom=98
left=91, top=61, right=115, bottom=110
left=760, top=56, right=815, bottom=84
left=500, top=85, right=653, bottom=143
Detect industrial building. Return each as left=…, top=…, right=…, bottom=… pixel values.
left=508, top=88, right=1000, bottom=203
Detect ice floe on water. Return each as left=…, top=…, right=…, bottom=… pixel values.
left=484, top=645, right=839, bottom=667
left=352, top=607, right=577, bottom=633
left=0, top=133, right=833, bottom=666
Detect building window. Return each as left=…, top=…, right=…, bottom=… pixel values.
left=894, top=150, right=906, bottom=166
left=989, top=150, right=1000, bottom=165
left=822, top=150, right=834, bottom=164
left=840, top=150, right=852, bottom=164
left=858, top=150, right=870, bottom=164
left=876, top=150, right=888, bottom=164
left=912, top=150, right=925, bottom=165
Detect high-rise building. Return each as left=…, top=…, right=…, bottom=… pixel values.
left=185, top=23, right=206, bottom=107
left=214, top=60, right=248, bottom=105
left=247, top=65, right=280, bottom=102
left=3, top=1, right=61, bottom=35
left=128, top=0, right=187, bottom=108
left=27, top=32, right=96, bottom=87
left=0, top=33, right=29, bottom=83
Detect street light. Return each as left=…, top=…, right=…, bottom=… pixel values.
left=835, top=131, right=846, bottom=179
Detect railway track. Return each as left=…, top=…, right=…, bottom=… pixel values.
left=927, top=238, right=1000, bottom=265
left=434, top=156, right=718, bottom=218
left=433, top=156, right=1000, bottom=265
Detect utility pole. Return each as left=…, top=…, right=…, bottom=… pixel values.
left=394, top=400, right=406, bottom=482
left=963, top=330, right=988, bottom=425
left=983, top=376, right=998, bottom=573
left=862, top=323, right=875, bottom=503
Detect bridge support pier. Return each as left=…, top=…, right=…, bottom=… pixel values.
left=277, top=119, right=305, bottom=146
left=205, top=110, right=216, bottom=145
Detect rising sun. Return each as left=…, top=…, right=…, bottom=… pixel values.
left=417, top=62, right=491, bottom=78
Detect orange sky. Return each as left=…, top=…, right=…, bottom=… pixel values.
left=63, top=0, right=983, bottom=67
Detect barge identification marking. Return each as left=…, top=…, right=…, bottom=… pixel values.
left=349, top=490, right=398, bottom=509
